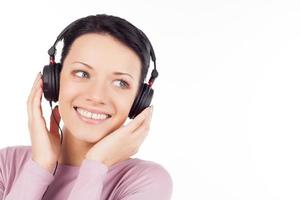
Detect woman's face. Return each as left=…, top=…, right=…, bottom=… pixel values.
left=58, top=33, right=141, bottom=143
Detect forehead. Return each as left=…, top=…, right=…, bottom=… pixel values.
left=64, top=33, right=141, bottom=77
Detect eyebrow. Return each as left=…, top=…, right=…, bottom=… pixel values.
left=72, top=61, right=134, bottom=80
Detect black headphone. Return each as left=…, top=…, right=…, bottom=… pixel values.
left=42, top=18, right=158, bottom=119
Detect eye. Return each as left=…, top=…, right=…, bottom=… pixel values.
left=113, top=79, right=130, bottom=89
left=73, top=70, right=89, bottom=79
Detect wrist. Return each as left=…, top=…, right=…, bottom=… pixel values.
left=85, top=155, right=110, bottom=167
left=32, top=157, right=56, bottom=173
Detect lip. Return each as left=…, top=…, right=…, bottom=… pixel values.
left=74, top=106, right=111, bottom=116
left=74, top=107, right=111, bottom=125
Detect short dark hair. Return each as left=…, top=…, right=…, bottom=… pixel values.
left=60, top=14, right=152, bottom=86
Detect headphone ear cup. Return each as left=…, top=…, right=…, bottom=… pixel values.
left=53, top=63, right=62, bottom=102
left=42, top=64, right=53, bottom=102
left=129, top=83, right=154, bottom=119
left=42, top=63, right=62, bottom=103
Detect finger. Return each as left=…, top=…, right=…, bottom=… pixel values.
left=28, top=80, right=48, bottom=142
left=27, top=72, right=42, bottom=105
left=27, top=72, right=42, bottom=120
left=133, top=106, right=153, bottom=137
left=131, top=117, right=152, bottom=147
left=124, top=106, right=152, bottom=133
left=31, top=78, right=43, bottom=117
left=147, top=106, right=153, bottom=125
left=50, top=106, right=61, bottom=137
left=130, top=106, right=153, bottom=150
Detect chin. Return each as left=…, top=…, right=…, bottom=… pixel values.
left=66, top=125, right=110, bottom=144
left=71, top=118, right=127, bottom=143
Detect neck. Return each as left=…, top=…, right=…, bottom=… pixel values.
left=58, top=126, right=93, bottom=166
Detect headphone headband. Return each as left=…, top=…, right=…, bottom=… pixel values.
left=47, top=17, right=158, bottom=86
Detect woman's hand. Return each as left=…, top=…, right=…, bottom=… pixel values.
left=27, top=72, right=62, bottom=173
left=85, top=106, right=153, bottom=167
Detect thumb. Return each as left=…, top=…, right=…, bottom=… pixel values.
left=50, top=105, right=61, bottom=136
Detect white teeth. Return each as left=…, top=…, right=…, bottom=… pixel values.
left=76, top=107, right=110, bottom=120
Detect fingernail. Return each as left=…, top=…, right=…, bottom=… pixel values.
left=150, top=105, right=154, bottom=113
left=149, top=106, right=153, bottom=122
left=36, top=72, right=41, bottom=79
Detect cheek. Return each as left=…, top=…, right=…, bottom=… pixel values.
left=115, top=95, right=134, bottom=112
left=115, top=90, right=138, bottom=114
left=57, top=79, right=84, bottom=121
left=59, top=81, right=80, bottom=100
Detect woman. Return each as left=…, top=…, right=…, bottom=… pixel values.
left=0, top=14, right=172, bottom=200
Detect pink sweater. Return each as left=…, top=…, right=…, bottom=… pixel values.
left=0, top=146, right=172, bottom=200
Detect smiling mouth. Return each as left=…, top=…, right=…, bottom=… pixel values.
left=73, top=106, right=112, bottom=124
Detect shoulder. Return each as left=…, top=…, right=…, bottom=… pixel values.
left=0, top=145, right=32, bottom=168
left=0, top=145, right=32, bottom=184
left=0, top=145, right=31, bottom=158
left=113, top=158, right=173, bottom=199
left=129, top=158, right=172, bottom=181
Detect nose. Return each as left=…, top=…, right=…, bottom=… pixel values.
left=85, top=80, right=109, bottom=105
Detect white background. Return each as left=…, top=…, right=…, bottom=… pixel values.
left=0, top=0, right=300, bottom=199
